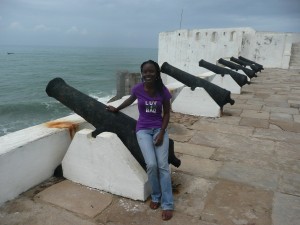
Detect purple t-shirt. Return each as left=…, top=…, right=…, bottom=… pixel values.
left=131, top=83, right=172, bottom=132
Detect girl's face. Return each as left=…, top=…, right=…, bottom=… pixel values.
left=141, top=63, right=158, bottom=83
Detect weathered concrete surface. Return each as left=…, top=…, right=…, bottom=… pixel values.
left=200, top=180, right=273, bottom=225
left=272, top=193, right=300, bottom=225
left=35, top=180, right=113, bottom=218
left=0, top=68, right=300, bottom=224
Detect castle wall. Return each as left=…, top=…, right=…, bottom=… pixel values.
left=158, top=27, right=300, bottom=84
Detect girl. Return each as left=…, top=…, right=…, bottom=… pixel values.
left=106, top=60, right=174, bottom=221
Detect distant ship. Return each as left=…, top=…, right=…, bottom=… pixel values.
left=7, top=52, right=14, bottom=55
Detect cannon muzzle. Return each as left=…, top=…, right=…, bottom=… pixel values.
left=46, top=77, right=181, bottom=170
left=161, top=62, right=235, bottom=107
left=238, top=56, right=264, bottom=72
left=199, top=59, right=250, bottom=86
left=230, top=57, right=260, bottom=73
left=218, top=58, right=257, bottom=78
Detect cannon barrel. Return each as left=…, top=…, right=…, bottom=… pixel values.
left=199, top=59, right=250, bottom=87
left=218, top=58, right=257, bottom=79
left=230, top=57, right=260, bottom=73
left=46, top=77, right=181, bottom=171
left=160, top=62, right=235, bottom=107
left=238, top=56, right=264, bottom=71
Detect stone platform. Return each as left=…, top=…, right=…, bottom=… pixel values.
left=0, top=68, right=300, bottom=225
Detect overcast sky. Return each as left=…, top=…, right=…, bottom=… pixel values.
left=0, top=0, right=299, bottom=48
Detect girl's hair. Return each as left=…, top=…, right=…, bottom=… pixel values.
left=140, top=60, right=165, bottom=94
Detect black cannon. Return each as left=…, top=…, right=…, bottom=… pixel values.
left=230, top=57, right=260, bottom=73
left=218, top=58, right=257, bottom=79
left=46, top=78, right=181, bottom=171
left=238, top=56, right=264, bottom=71
left=199, top=59, right=250, bottom=87
left=160, top=62, right=235, bottom=108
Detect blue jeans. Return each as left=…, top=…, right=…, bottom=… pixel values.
left=136, top=128, right=174, bottom=210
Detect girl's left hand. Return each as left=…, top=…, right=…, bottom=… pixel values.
left=154, top=131, right=164, bottom=146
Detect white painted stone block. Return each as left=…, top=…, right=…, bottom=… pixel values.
left=210, top=74, right=241, bottom=94
left=62, top=129, right=151, bottom=201
left=282, top=43, right=292, bottom=69
left=172, top=87, right=220, bottom=117
left=198, top=71, right=216, bottom=79
left=166, top=82, right=185, bottom=102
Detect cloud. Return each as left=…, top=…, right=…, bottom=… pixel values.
left=0, top=0, right=299, bottom=47
left=66, top=26, right=88, bottom=35
left=33, top=24, right=50, bottom=31
left=9, top=21, right=23, bottom=30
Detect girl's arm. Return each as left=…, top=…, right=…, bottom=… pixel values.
left=106, top=95, right=137, bottom=112
left=154, top=99, right=171, bottom=146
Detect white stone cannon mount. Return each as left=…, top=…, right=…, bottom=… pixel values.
left=62, top=129, right=151, bottom=201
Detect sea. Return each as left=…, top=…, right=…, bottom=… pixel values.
left=0, top=45, right=157, bottom=137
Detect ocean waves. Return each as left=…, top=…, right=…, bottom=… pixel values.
left=0, top=93, right=114, bottom=136
left=0, top=46, right=157, bottom=136
left=0, top=101, right=71, bottom=136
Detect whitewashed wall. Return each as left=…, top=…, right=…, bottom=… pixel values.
left=241, top=32, right=296, bottom=69
left=0, top=115, right=93, bottom=205
left=158, top=27, right=255, bottom=84
left=158, top=27, right=300, bottom=85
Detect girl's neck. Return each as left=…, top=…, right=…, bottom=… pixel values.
left=143, top=82, right=155, bottom=90
left=143, top=82, right=157, bottom=97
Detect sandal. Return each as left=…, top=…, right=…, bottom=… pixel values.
left=162, top=210, right=173, bottom=221
left=149, top=201, right=160, bottom=210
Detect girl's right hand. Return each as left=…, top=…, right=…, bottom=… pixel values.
left=106, top=105, right=119, bottom=113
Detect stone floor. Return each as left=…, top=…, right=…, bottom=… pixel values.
left=0, top=68, right=300, bottom=225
